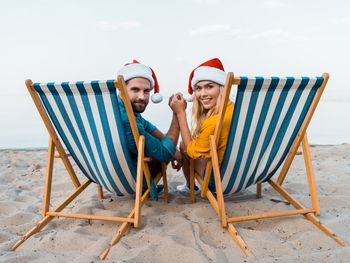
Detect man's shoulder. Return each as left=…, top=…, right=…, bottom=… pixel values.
left=117, top=96, right=138, bottom=122
left=117, top=99, right=129, bottom=122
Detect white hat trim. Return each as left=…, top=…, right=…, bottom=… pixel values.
left=117, top=63, right=155, bottom=89
left=191, top=66, right=226, bottom=88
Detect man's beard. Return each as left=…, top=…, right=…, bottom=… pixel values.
left=131, top=101, right=147, bottom=113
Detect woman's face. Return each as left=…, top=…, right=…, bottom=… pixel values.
left=194, top=80, right=221, bottom=110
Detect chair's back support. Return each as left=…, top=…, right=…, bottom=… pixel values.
left=220, top=76, right=325, bottom=194
left=33, top=80, right=136, bottom=195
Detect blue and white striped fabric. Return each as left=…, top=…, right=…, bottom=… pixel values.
left=33, top=80, right=137, bottom=196
left=219, top=76, right=323, bottom=195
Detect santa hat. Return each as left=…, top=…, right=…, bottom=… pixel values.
left=117, top=59, right=163, bottom=103
left=188, top=58, right=226, bottom=95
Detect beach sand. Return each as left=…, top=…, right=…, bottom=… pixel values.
left=1, top=144, right=349, bottom=262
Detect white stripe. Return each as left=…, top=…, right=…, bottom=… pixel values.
left=83, top=82, right=127, bottom=193
left=237, top=78, right=271, bottom=191
left=221, top=78, right=256, bottom=191
left=39, top=81, right=136, bottom=194
left=223, top=78, right=285, bottom=194
left=249, top=79, right=286, bottom=185
left=42, top=84, right=96, bottom=186
left=73, top=83, right=115, bottom=192
left=77, top=85, right=114, bottom=192
left=66, top=82, right=112, bottom=189
left=99, top=82, right=135, bottom=191
left=265, top=78, right=317, bottom=177
left=248, top=79, right=299, bottom=186
left=56, top=83, right=99, bottom=183
left=231, top=79, right=290, bottom=193
left=217, top=77, right=320, bottom=194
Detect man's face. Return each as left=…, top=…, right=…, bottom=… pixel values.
left=125, top=77, right=151, bottom=113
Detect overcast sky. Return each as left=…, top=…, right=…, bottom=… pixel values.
left=1, top=0, right=349, bottom=147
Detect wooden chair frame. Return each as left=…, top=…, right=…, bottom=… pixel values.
left=190, top=72, right=346, bottom=256
left=11, top=76, right=169, bottom=260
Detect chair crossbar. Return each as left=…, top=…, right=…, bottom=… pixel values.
left=46, top=212, right=135, bottom=223
left=227, top=208, right=315, bottom=223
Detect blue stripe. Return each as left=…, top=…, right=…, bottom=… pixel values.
left=222, top=77, right=248, bottom=194
left=215, top=76, right=324, bottom=195
left=91, top=81, right=134, bottom=194
left=33, top=83, right=43, bottom=93
left=218, top=77, right=247, bottom=193
left=244, top=77, right=279, bottom=188
left=265, top=77, right=323, bottom=179
left=72, top=81, right=111, bottom=191
left=235, top=77, right=264, bottom=192
left=33, top=80, right=139, bottom=195
left=34, top=83, right=92, bottom=181
left=60, top=82, right=99, bottom=183
left=256, top=77, right=308, bottom=182
left=249, top=77, right=294, bottom=185
left=76, top=81, right=123, bottom=195
left=106, top=80, right=137, bottom=178
left=46, top=83, right=93, bottom=180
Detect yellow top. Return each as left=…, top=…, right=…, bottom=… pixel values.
left=187, top=102, right=234, bottom=163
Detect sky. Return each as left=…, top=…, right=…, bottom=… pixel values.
left=1, top=0, right=350, bottom=148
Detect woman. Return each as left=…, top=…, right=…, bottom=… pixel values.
left=169, top=58, right=234, bottom=193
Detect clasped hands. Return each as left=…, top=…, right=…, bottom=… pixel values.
left=168, top=93, right=187, bottom=115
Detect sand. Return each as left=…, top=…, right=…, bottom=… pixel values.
left=0, top=144, right=349, bottom=262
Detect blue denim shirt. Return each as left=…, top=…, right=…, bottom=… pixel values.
left=117, top=96, right=176, bottom=168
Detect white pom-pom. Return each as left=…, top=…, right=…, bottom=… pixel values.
left=151, top=93, right=163, bottom=103
left=183, top=93, right=194, bottom=102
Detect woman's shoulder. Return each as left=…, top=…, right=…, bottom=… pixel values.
left=201, top=115, right=217, bottom=131
left=201, top=102, right=233, bottom=127
left=226, top=102, right=234, bottom=114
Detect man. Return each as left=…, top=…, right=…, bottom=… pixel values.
left=117, top=60, right=182, bottom=188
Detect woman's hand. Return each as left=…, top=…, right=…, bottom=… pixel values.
left=169, top=93, right=187, bottom=114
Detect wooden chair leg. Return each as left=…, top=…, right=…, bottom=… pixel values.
left=227, top=224, right=252, bottom=256
left=42, top=138, right=55, bottom=217
left=161, top=162, right=169, bottom=202
left=97, top=184, right=104, bottom=199
left=190, top=159, right=195, bottom=203
left=256, top=183, right=262, bottom=198
left=134, top=136, right=145, bottom=228
left=301, top=133, right=320, bottom=216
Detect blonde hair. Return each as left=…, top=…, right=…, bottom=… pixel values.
left=190, top=86, right=224, bottom=139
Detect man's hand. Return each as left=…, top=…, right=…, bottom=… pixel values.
left=171, top=149, right=183, bottom=171
left=169, top=93, right=187, bottom=114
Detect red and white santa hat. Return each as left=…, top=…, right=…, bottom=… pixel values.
left=188, top=58, right=226, bottom=95
left=117, top=59, right=163, bottom=103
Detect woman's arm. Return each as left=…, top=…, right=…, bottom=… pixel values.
left=176, top=110, right=191, bottom=148
left=169, top=94, right=192, bottom=149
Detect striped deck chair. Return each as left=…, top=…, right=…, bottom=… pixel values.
left=11, top=76, right=169, bottom=260
left=190, top=72, right=346, bottom=255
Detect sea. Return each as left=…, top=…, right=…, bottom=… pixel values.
left=0, top=93, right=349, bottom=149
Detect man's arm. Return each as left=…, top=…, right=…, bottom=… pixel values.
left=150, top=111, right=182, bottom=169
left=151, top=128, right=165, bottom=140
left=152, top=112, right=180, bottom=145
left=119, top=95, right=177, bottom=163
left=124, top=118, right=176, bottom=162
